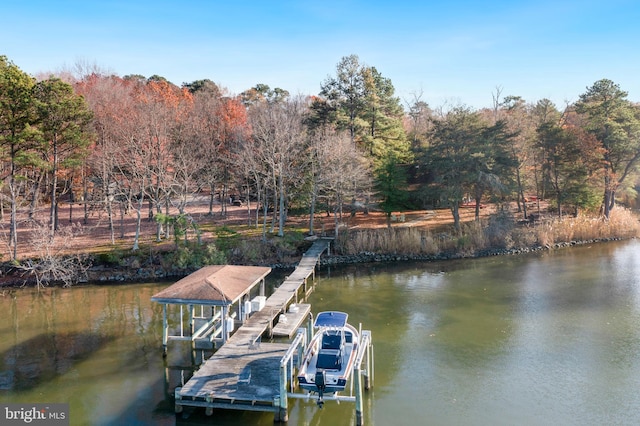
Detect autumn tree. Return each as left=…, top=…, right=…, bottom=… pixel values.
left=497, top=95, right=537, bottom=218
left=183, top=78, right=221, bottom=97
left=241, top=84, right=289, bottom=106
left=77, top=75, right=134, bottom=243
left=133, top=79, right=191, bottom=240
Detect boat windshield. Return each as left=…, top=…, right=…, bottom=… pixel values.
left=314, top=311, right=348, bottom=328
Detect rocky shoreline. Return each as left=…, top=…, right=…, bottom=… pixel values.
left=0, top=236, right=627, bottom=288
left=316, top=237, right=625, bottom=266
left=80, top=236, right=626, bottom=285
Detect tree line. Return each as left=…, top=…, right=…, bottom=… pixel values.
left=1, top=53, right=639, bottom=262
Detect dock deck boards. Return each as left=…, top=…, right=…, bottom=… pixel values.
left=177, top=239, right=330, bottom=411
left=272, top=303, right=311, bottom=337
left=179, top=341, right=291, bottom=406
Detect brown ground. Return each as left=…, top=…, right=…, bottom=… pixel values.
left=6, top=196, right=541, bottom=261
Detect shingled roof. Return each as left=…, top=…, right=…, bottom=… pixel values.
left=151, top=265, right=271, bottom=305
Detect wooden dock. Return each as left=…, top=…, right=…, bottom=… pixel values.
left=272, top=303, right=311, bottom=337
left=176, top=238, right=331, bottom=416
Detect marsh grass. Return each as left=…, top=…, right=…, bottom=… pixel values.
left=535, top=207, right=640, bottom=245
left=336, top=208, right=640, bottom=256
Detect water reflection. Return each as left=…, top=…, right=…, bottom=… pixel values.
left=1, top=241, right=640, bottom=425
left=0, top=331, right=116, bottom=391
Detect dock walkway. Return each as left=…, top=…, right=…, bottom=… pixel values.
left=176, top=238, right=331, bottom=413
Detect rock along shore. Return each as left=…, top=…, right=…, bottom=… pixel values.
left=82, top=237, right=626, bottom=284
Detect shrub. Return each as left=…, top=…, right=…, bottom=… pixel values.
left=163, top=242, right=227, bottom=270
left=214, top=226, right=240, bottom=252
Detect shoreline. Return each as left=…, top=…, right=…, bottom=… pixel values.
left=0, top=236, right=629, bottom=289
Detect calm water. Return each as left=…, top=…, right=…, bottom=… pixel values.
left=1, top=240, right=640, bottom=425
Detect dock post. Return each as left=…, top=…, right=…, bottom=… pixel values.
left=364, top=338, right=371, bottom=390
left=189, top=304, right=195, bottom=335
left=222, top=306, right=229, bottom=344
left=277, top=363, right=289, bottom=422
left=174, top=387, right=183, bottom=413
left=162, top=304, right=168, bottom=356
left=307, top=313, right=314, bottom=342
left=354, top=367, right=364, bottom=426
left=296, top=328, right=307, bottom=369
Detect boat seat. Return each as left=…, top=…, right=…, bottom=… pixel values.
left=322, top=332, right=342, bottom=350
left=345, top=331, right=353, bottom=343
left=316, top=348, right=342, bottom=370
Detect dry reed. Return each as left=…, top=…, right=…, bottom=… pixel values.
left=337, top=207, right=640, bottom=256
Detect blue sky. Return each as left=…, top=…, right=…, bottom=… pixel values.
left=2, top=0, right=639, bottom=109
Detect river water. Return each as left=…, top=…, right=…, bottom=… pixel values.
left=1, top=240, right=640, bottom=425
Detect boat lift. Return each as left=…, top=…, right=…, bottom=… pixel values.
left=277, top=326, right=374, bottom=425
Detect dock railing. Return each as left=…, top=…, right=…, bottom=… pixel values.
left=276, top=327, right=308, bottom=422
left=284, top=327, right=374, bottom=426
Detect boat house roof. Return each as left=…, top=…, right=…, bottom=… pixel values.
left=151, top=265, right=271, bottom=306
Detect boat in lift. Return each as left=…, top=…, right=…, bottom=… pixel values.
left=297, top=311, right=359, bottom=405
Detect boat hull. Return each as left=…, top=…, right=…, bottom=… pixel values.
left=297, top=321, right=359, bottom=395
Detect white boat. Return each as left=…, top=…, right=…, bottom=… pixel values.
left=297, top=311, right=359, bottom=404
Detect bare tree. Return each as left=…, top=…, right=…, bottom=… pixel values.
left=248, top=95, right=309, bottom=237
left=311, top=128, right=369, bottom=236
left=79, top=75, right=134, bottom=243
left=19, top=222, right=92, bottom=288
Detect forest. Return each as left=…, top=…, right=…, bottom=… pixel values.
left=1, top=53, right=640, bottom=284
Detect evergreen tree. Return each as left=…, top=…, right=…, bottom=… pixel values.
left=422, top=106, right=515, bottom=229
left=0, top=56, right=39, bottom=259
left=574, top=79, right=640, bottom=218
left=33, top=77, right=93, bottom=233
left=319, top=55, right=410, bottom=165
left=374, top=153, right=408, bottom=227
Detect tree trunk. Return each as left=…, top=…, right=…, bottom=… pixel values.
left=82, top=169, right=89, bottom=225
left=451, top=202, right=460, bottom=231
left=603, top=173, right=612, bottom=219
left=119, top=203, right=125, bottom=239
left=261, top=187, right=268, bottom=242
left=132, top=192, right=144, bottom=251
left=9, top=179, right=17, bottom=261
left=208, top=183, right=215, bottom=216
left=308, top=183, right=317, bottom=235
left=50, top=135, right=59, bottom=234
left=246, top=184, right=252, bottom=226
left=278, top=174, right=285, bottom=237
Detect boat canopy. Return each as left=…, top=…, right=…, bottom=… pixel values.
left=314, top=311, right=348, bottom=328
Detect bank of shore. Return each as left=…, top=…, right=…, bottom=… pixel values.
left=35, top=236, right=629, bottom=286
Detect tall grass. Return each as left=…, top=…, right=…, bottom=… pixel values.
left=336, top=208, right=640, bottom=256
left=535, top=207, right=640, bottom=246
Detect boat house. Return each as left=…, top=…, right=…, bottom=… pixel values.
left=151, top=265, right=271, bottom=352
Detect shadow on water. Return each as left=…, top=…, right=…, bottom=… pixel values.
left=0, top=331, right=117, bottom=392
